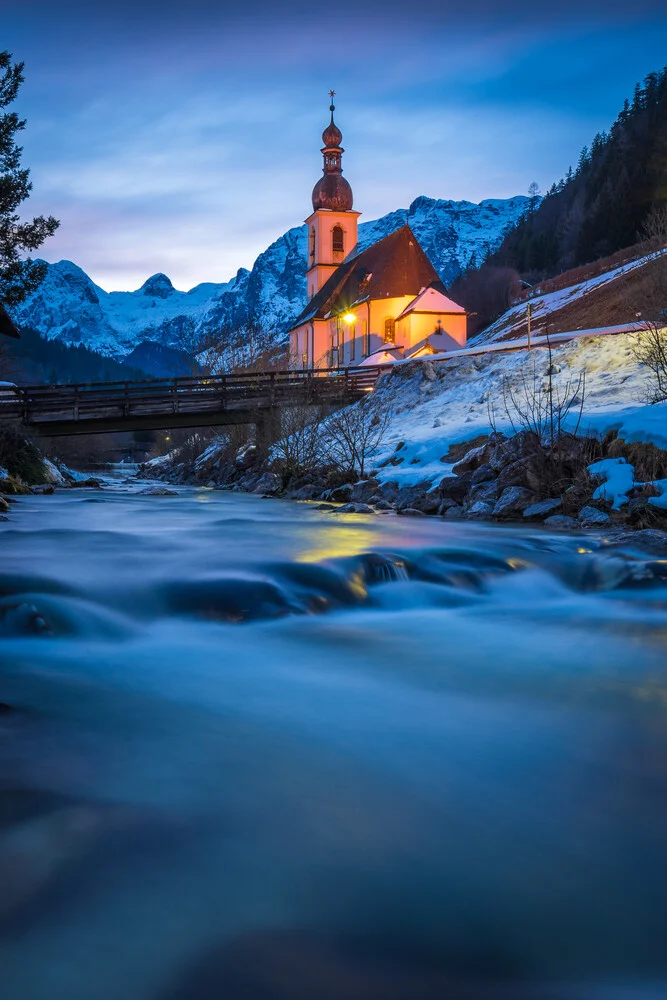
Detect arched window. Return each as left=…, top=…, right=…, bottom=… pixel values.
left=309, top=226, right=315, bottom=265
left=332, top=225, right=344, bottom=261
left=384, top=317, right=396, bottom=344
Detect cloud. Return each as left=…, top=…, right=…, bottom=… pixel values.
left=7, top=0, right=667, bottom=290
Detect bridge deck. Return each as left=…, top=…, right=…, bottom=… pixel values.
left=3, top=367, right=382, bottom=436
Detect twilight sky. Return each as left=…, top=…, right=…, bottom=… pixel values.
left=4, top=0, right=667, bottom=291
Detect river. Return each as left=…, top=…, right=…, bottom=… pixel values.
left=1, top=479, right=667, bottom=1000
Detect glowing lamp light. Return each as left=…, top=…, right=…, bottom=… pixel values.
left=342, top=312, right=355, bottom=324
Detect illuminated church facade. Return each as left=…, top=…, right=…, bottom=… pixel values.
left=288, top=97, right=468, bottom=370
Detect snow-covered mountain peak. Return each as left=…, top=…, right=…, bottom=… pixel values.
left=139, top=273, right=175, bottom=299
left=14, top=194, right=530, bottom=364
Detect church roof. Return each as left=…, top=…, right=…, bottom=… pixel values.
left=289, top=224, right=440, bottom=332
left=396, top=284, right=466, bottom=319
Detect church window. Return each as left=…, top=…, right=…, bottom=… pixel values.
left=309, top=226, right=315, bottom=265
left=362, top=320, right=369, bottom=356
left=384, top=317, right=396, bottom=344
left=332, top=225, right=344, bottom=261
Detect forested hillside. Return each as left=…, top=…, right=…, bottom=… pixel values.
left=451, top=68, right=667, bottom=336
left=492, top=67, right=667, bottom=279
left=1, top=327, right=148, bottom=384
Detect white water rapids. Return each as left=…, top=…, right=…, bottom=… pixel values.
left=1, top=480, right=667, bottom=999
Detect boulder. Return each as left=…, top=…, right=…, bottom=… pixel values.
left=465, top=500, right=494, bottom=520
left=489, top=431, right=540, bottom=472
left=394, top=480, right=434, bottom=512
left=139, top=486, right=178, bottom=496
left=411, top=492, right=440, bottom=515
left=437, top=498, right=459, bottom=514
left=469, top=480, right=499, bottom=504
left=523, top=498, right=562, bottom=520
left=314, top=502, right=335, bottom=510
left=495, top=456, right=546, bottom=494
left=238, top=472, right=261, bottom=492
left=30, top=484, right=55, bottom=495
left=451, top=443, right=490, bottom=476
left=399, top=507, right=426, bottom=517
left=253, top=472, right=282, bottom=495
left=442, top=504, right=464, bottom=520
left=352, top=503, right=374, bottom=514
left=544, top=514, right=577, bottom=529
left=337, top=502, right=374, bottom=514
left=330, top=484, right=354, bottom=503
left=350, top=478, right=380, bottom=503
left=41, top=458, right=67, bottom=486
left=235, top=443, right=257, bottom=469
left=0, top=497, right=9, bottom=513
left=290, top=484, right=322, bottom=501
left=437, top=473, right=472, bottom=504
left=470, top=463, right=495, bottom=486
left=373, top=499, right=394, bottom=511
left=493, top=487, right=536, bottom=519
left=376, top=480, right=400, bottom=502
left=578, top=506, right=611, bottom=526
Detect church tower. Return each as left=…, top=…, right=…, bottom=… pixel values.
left=305, top=94, right=360, bottom=299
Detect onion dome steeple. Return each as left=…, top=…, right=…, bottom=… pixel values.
left=311, top=92, right=353, bottom=212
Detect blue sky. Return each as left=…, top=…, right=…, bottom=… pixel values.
left=4, top=0, right=667, bottom=291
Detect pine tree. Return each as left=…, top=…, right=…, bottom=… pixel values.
left=0, top=51, right=59, bottom=307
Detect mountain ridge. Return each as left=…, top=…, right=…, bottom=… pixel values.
left=12, top=194, right=531, bottom=362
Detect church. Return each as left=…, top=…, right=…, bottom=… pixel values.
left=288, top=98, right=468, bottom=370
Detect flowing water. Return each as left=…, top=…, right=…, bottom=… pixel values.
left=2, top=480, right=667, bottom=1000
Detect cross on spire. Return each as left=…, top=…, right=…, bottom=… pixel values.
left=329, top=90, right=335, bottom=121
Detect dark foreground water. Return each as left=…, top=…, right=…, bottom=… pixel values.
left=2, top=481, right=667, bottom=1000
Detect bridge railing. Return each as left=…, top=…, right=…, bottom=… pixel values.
left=4, top=365, right=383, bottom=427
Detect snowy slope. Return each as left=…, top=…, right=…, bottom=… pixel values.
left=12, top=195, right=529, bottom=360
left=365, top=330, right=651, bottom=488
left=476, top=249, right=666, bottom=346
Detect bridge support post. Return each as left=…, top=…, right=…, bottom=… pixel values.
left=254, top=407, right=281, bottom=461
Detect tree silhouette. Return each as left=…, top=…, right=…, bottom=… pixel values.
left=0, top=51, right=59, bottom=307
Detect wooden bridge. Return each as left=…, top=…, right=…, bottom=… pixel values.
left=3, top=366, right=382, bottom=438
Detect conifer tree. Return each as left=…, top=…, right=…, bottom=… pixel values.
left=0, top=51, right=59, bottom=306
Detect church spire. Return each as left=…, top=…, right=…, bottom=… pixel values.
left=312, top=92, right=353, bottom=211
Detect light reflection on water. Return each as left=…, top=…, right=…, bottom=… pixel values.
left=1, top=482, right=667, bottom=1000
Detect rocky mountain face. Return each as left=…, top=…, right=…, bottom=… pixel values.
left=13, top=195, right=530, bottom=365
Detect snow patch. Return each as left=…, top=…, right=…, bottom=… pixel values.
left=588, top=457, right=635, bottom=509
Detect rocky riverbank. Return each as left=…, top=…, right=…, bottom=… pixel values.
left=0, top=423, right=104, bottom=519
left=138, top=425, right=667, bottom=551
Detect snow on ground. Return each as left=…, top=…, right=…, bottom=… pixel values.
left=475, top=249, right=666, bottom=345
left=143, top=449, right=179, bottom=470
left=649, top=480, right=667, bottom=509
left=588, top=458, right=635, bottom=509
left=365, top=330, right=661, bottom=487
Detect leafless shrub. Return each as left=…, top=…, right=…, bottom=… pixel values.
left=273, top=405, right=328, bottom=479
left=488, top=341, right=586, bottom=454
left=321, top=397, right=390, bottom=479
left=628, top=207, right=667, bottom=402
